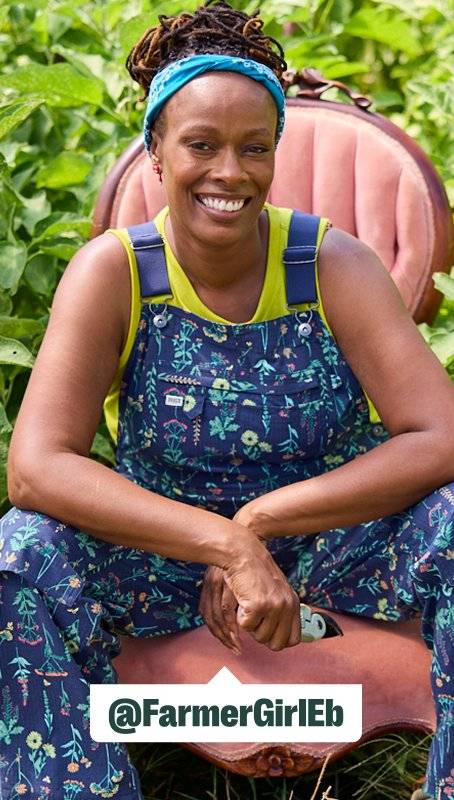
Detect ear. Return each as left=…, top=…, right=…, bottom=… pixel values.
left=150, top=130, right=160, bottom=160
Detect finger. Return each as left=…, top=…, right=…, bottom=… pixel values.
left=221, top=583, right=241, bottom=651
left=201, top=599, right=240, bottom=653
left=211, top=575, right=238, bottom=650
left=199, top=573, right=240, bottom=654
left=270, top=593, right=302, bottom=650
left=252, top=594, right=300, bottom=651
left=287, top=603, right=302, bottom=647
left=246, top=611, right=280, bottom=645
left=267, top=604, right=298, bottom=651
left=237, top=604, right=267, bottom=633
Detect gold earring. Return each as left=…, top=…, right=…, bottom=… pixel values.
left=151, top=156, right=163, bottom=184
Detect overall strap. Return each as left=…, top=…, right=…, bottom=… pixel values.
left=126, top=220, right=171, bottom=297
left=283, top=210, right=320, bottom=305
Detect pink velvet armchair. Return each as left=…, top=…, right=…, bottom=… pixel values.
left=90, top=70, right=454, bottom=778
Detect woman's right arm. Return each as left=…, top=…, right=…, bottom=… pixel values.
left=7, top=232, right=301, bottom=649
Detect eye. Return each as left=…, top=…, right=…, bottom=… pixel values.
left=245, top=145, right=270, bottom=154
left=188, top=141, right=213, bottom=152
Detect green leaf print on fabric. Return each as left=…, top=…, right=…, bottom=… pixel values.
left=0, top=686, right=24, bottom=745
left=9, top=526, right=39, bottom=552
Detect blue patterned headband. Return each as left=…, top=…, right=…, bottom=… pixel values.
left=143, top=54, right=286, bottom=151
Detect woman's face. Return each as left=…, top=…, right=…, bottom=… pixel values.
left=151, top=72, right=278, bottom=249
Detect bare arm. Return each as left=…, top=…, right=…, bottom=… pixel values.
left=234, top=228, right=454, bottom=539
left=7, top=232, right=301, bottom=648
left=7, top=232, right=242, bottom=564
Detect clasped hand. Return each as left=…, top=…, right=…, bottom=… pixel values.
left=198, top=507, right=301, bottom=654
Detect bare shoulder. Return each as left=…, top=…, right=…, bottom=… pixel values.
left=316, top=225, right=454, bottom=438
left=53, top=229, right=131, bottom=353
left=317, top=225, right=406, bottom=335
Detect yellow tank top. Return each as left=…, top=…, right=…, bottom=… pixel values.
left=104, top=203, right=378, bottom=444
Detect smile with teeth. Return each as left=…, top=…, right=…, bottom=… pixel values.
left=197, top=195, right=247, bottom=212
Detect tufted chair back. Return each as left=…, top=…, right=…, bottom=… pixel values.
left=91, top=72, right=453, bottom=778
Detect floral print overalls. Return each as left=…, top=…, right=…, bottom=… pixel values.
left=0, top=211, right=453, bottom=799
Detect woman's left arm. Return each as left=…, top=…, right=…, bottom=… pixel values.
left=236, top=228, right=454, bottom=539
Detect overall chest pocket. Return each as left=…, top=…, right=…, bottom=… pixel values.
left=155, top=370, right=331, bottom=461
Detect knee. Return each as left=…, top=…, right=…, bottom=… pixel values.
left=414, top=483, right=454, bottom=539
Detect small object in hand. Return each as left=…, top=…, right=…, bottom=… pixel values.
left=299, top=604, right=343, bottom=642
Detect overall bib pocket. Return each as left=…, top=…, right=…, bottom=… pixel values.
left=154, top=371, right=331, bottom=461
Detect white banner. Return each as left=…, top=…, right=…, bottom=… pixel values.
left=90, top=667, right=362, bottom=743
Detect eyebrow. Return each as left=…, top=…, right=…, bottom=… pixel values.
left=180, top=125, right=272, bottom=137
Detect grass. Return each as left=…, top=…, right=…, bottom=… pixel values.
left=128, top=730, right=431, bottom=799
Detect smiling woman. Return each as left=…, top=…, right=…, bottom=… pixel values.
left=1, top=1, right=454, bottom=799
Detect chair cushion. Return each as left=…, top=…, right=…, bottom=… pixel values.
left=114, top=610, right=435, bottom=777
left=271, top=104, right=441, bottom=318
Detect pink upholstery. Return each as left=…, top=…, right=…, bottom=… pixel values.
left=114, top=610, right=435, bottom=776
left=271, top=106, right=435, bottom=315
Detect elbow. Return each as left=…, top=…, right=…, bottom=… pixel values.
left=7, top=452, right=43, bottom=510
left=427, top=428, right=454, bottom=486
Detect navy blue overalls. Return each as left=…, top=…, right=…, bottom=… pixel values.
left=0, top=212, right=452, bottom=799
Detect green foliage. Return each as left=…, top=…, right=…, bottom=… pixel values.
left=128, top=732, right=432, bottom=798
left=419, top=271, right=454, bottom=379
left=0, top=0, right=453, bottom=516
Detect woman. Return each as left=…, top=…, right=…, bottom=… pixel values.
left=0, top=1, right=452, bottom=798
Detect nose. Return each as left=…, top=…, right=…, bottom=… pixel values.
left=211, top=147, right=248, bottom=185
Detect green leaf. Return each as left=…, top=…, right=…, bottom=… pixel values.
left=0, top=435, right=9, bottom=508
left=51, top=46, right=123, bottom=104
left=0, top=317, right=45, bottom=339
left=433, top=272, right=454, bottom=301
left=24, top=254, right=57, bottom=297
left=284, top=34, right=333, bottom=59
left=90, top=432, right=115, bottom=464
left=0, top=242, right=27, bottom=294
left=16, top=191, right=52, bottom=237
left=35, top=152, right=92, bottom=189
left=0, top=63, right=104, bottom=109
left=34, top=215, right=91, bottom=242
left=322, top=61, right=370, bottom=79
left=119, top=13, right=158, bottom=55
left=0, top=99, right=43, bottom=141
left=0, top=402, right=12, bottom=436
left=418, top=322, right=432, bottom=344
left=0, top=291, right=12, bottom=316
left=372, top=90, right=404, bottom=110
left=429, top=331, right=454, bottom=364
left=0, top=6, right=11, bottom=34
left=0, top=337, right=35, bottom=368
left=344, top=8, right=422, bottom=57
left=40, top=242, right=79, bottom=261
left=0, top=153, right=9, bottom=181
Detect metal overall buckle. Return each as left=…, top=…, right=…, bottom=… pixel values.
left=299, top=603, right=343, bottom=642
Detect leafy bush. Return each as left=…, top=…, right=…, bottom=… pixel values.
left=0, top=0, right=453, bottom=513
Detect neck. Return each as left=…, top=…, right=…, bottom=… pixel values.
left=164, top=210, right=269, bottom=293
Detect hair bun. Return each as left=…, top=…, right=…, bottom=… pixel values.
left=126, top=0, right=287, bottom=99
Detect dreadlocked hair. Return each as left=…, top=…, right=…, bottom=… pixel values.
left=126, top=0, right=287, bottom=102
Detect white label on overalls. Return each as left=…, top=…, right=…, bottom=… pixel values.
left=165, top=394, right=184, bottom=407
